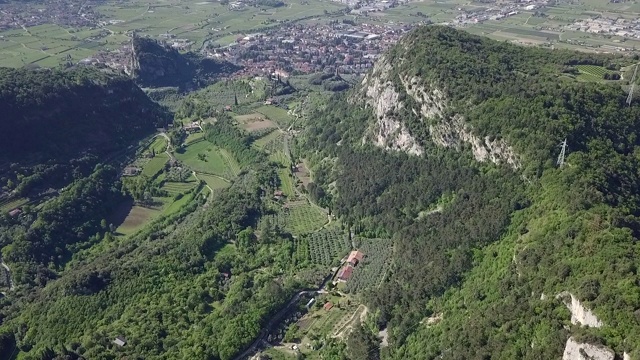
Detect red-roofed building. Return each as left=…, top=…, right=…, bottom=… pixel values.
left=347, top=250, right=365, bottom=266
left=337, top=265, right=353, bottom=282
left=323, top=302, right=333, bottom=311
left=8, top=208, right=22, bottom=217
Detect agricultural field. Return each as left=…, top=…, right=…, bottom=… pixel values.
left=195, top=173, right=231, bottom=191
left=345, top=238, right=393, bottom=294
left=0, top=0, right=346, bottom=68
left=115, top=203, right=162, bottom=235
left=161, top=181, right=197, bottom=196
left=278, top=169, right=295, bottom=198
left=296, top=294, right=359, bottom=346
left=218, top=148, right=242, bottom=176
left=174, top=140, right=235, bottom=179
left=296, top=229, right=351, bottom=266
left=284, top=201, right=328, bottom=236
left=142, top=153, right=169, bottom=177
left=264, top=200, right=327, bottom=236
left=147, top=136, right=168, bottom=154
left=252, top=129, right=282, bottom=150
left=294, top=161, right=312, bottom=188
left=234, top=113, right=277, bottom=132
left=256, top=105, right=293, bottom=128
left=576, top=65, right=620, bottom=82
left=185, top=132, right=204, bottom=145
left=0, top=197, right=29, bottom=212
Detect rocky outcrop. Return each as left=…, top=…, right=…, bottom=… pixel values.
left=359, top=56, right=423, bottom=156
left=398, top=75, right=521, bottom=168
left=562, top=337, right=614, bottom=360
left=556, top=292, right=603, bottom=328
left=357, top=56, right=520, bottom=168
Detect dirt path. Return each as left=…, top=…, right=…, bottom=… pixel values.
left=192, top=171, right=214, bottom=205
left=333, top=304, right=368, bottom=339
left=153, top=132, right=175, bottom=162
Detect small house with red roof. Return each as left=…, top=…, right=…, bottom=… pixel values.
left=347, top=250, right=364, bottom=266
left=337, top=265, right=353, bottom=282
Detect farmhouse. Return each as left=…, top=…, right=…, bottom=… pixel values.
left=184, top=121, right=201, bottom=134
left=347, top=250, right=364, bottom=266
left=337, top=265, right=353, bottom=282
left=122, top=167, right=141, bottom=177
left=8, top=208, right=22, bottom=217
left=323, top=302, right=333, bottom=311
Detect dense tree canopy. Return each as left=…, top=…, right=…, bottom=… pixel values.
left=301, top=25, right=640, bottom=358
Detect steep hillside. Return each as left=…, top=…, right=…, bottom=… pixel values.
left=0, top=67, right=170, bottom=162
left=130, top=37, right=241, bottom=89
left=302, top=26, right=640, bottom=359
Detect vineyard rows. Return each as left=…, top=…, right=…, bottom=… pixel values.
left=345, top=238, right=393, bottom=294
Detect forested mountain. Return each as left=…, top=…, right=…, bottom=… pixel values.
left=0, top=67, right=170, bottom=162
left=131, top=37, right=241, bottom=89
left=301, top=25, right=640, bottom=359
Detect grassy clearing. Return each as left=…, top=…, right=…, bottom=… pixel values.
left=148, top=136, right=168, bottom=154
left=175, top=140, right=231, bottom=177
left=196, top=173, right=231, bottom=190
left=116, top=204, right=162, bottom=235
left=142, top=153, right=168, bottom=177
left=278, top=169, right=295, bottom=198
left=185, top=132, right=204, bottom=145
left=256, top=105, right=293, bottom=127
left=235, top=113, right=277, bottom=132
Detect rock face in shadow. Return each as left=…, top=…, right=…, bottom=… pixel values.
left=130, top=36, right=241, bottom=89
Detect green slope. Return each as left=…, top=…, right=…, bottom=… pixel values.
left=302, top=25, right=640, bottom=358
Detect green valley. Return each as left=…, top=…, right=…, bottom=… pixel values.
left=1, top=19, right=640, bottom=360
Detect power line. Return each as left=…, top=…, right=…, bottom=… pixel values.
left=557, top=138, right=567, bottom=167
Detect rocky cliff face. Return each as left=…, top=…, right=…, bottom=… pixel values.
left=563, top=338, right=614, bottom=360
left=357, top=55, right=423, bottom=156
left=355, top=53, right=520, bottom=168
left=556, top=292, right=603, bottom=328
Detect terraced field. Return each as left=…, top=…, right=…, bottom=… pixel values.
left=161, top=181, right=197, bottom=196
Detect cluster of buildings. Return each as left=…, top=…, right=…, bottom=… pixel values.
left=206, top=21, right=419, bottom=77
left=336, top=250, right=365, bottom=282
left=566, top=17, right=640, bottom=39
left=449, top=0, right=547, bottom=27
left=0, top=0, right=101, bottom=31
